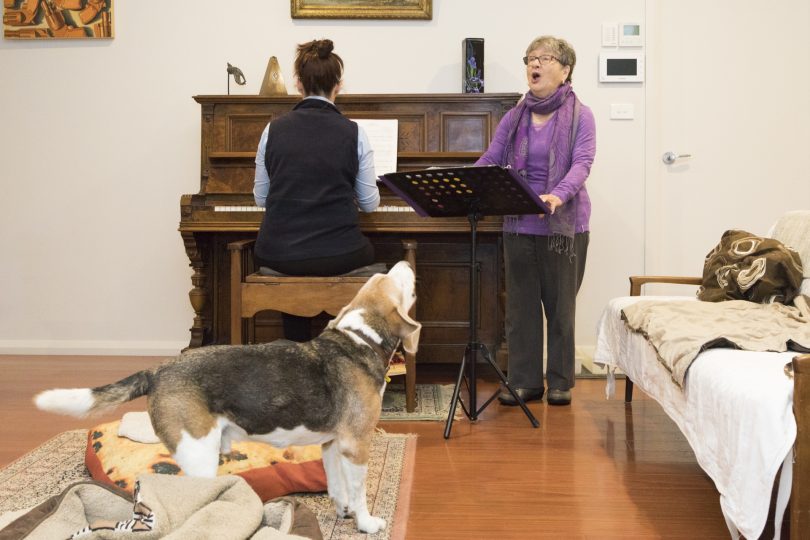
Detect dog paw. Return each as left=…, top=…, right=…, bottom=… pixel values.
left=357, top=515, right=386, bottom=534
left=332, top=501, right=350, bottom=519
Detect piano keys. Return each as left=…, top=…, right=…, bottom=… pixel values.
left=212, top=205, right=416, bottom=213
left=180, top=93, right=520, bottom=363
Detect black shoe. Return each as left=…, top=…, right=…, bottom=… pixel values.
left=498, top=387, right=544, bottom=406
left=547, top=389, right=572, bottom=406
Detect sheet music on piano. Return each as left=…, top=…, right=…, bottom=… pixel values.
left=352, top=119, right=398, bottom=176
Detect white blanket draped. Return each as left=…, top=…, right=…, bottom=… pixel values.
left=595, top=296, right=796, bottom=539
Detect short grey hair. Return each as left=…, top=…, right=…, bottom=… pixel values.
left=525, top=35, right=576, bottom=83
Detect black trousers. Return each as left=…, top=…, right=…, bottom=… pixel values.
left=255, top=243, right=374, bottom=342
left=503, top=232, right=589, bottom=391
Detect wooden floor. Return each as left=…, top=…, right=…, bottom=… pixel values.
left=0, top=355, right=735, bottom=538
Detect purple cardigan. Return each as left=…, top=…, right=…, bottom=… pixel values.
left=476, top=103, right=596, bottom=236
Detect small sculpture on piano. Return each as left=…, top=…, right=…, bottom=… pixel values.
left=259, top=56, right=288, bottom=96
left=226, top=63, right=247, bottom=95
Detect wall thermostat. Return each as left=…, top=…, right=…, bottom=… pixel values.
left=619, top=22, right=642, bottom=47
left=599, top=51, right=644, bottom=83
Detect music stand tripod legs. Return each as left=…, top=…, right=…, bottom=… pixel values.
left=443, top=210, right=540, bottom=439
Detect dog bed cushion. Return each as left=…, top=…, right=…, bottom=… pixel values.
left=84, top=419, right=326, bottom=501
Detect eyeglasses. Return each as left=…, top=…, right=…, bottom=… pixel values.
left=523, top=54, right=559, bottom=66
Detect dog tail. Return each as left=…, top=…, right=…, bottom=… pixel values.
left=34, top=370, right=153, bottom=417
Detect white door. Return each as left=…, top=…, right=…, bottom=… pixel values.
left=645, top=0, right=810, bottom=283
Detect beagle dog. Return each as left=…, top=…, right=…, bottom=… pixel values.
left=35, top=260, right=420, bottom=534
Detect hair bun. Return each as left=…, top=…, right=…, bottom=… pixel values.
left=315, top=39, right=334, bottom=59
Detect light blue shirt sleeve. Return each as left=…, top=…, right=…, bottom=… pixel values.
left=355, top=125, right=380, bottom=212
left=253, top=123, right=270, bottom=208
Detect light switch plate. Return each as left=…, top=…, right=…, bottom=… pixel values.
left=601, top=23, right=618, bottom=47
left=610, top=103, right=634, bottom=120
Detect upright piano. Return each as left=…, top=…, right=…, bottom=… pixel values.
left=180, top=93, right=520, bottom=364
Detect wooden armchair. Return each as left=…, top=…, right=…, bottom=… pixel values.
left=228, top=239, right=418, bottom=412
left=596, top=210, right=810, bottom=537
left=621, top=273, right=810, bottom=538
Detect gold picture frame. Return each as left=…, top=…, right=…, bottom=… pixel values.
left=291, top=0, right=431, bottom=20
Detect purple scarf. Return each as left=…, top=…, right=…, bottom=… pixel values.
left=504, top=82, right=580, bottom=254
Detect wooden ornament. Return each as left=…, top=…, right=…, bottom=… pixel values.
left=259, top=56, right=288, bottom=96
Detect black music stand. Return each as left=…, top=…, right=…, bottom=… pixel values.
left=380, top=165, right=546, bottom=438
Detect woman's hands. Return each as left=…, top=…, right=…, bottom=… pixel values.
left=539, top=193, right=562, bottom=215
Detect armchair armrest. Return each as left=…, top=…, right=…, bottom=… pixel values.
left=629, top=275, right=702, bottom=296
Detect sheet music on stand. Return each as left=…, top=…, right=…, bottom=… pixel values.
left=379, top=165, right=550, bottom=218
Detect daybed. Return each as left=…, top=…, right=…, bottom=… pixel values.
left=594, top=210, right=810, bottom=539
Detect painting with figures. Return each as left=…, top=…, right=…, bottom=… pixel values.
left=4, top=0, right=113, bottom=39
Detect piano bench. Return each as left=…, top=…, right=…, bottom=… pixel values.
left=227, top=238, right=418, bottom=412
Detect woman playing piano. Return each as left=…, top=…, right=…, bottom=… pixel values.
left=252, top=39, right=380, bottom=342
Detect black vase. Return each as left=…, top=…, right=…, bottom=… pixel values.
left=462, top=38, right=484, bottom=94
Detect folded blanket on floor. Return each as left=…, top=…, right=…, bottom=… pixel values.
left=0, top=475, right=322, bottom=540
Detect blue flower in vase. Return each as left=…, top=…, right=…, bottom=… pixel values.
left=465, top=55, right=484, bottom=93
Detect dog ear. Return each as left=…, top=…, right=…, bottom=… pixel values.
left=326, top=304, right=353, bottom=329
left=394, top=305, right=421, bottom=354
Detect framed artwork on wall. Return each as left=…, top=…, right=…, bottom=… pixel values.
left=291, top=0, right=431, bottom=20
left=3, top=0, right=114, bottom=39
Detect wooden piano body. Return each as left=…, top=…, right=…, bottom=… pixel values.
left=179, top=93, right=520, bottom=363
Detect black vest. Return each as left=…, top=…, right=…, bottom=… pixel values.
left=255, top=99, right=369, bottom=262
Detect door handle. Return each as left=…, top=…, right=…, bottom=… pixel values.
left=662, top=151, right=692, bottom=165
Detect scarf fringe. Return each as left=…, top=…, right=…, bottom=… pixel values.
left=549, top=234, right=576, bottom=257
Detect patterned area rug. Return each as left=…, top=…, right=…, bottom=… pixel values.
left=381, top=383, right=457, bottom=421
left=0, top=430, right=416, bottom=540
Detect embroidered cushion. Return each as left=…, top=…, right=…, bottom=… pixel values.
left=698, top=229, right=804, bottom=304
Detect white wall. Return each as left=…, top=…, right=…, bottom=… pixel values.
left=0, top=0, right=645, bottom=355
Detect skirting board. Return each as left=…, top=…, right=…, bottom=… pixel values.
left=0, top=340, right=186, bottom=356
left=0, top=342, right=601, bottom=366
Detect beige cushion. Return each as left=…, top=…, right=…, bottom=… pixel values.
left=768, top=210, right=810, bottom=296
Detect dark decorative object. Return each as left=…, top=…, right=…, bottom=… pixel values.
left=226, top=63, right=246, bottom=95
left=463, top=38, right=484, bottom=93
